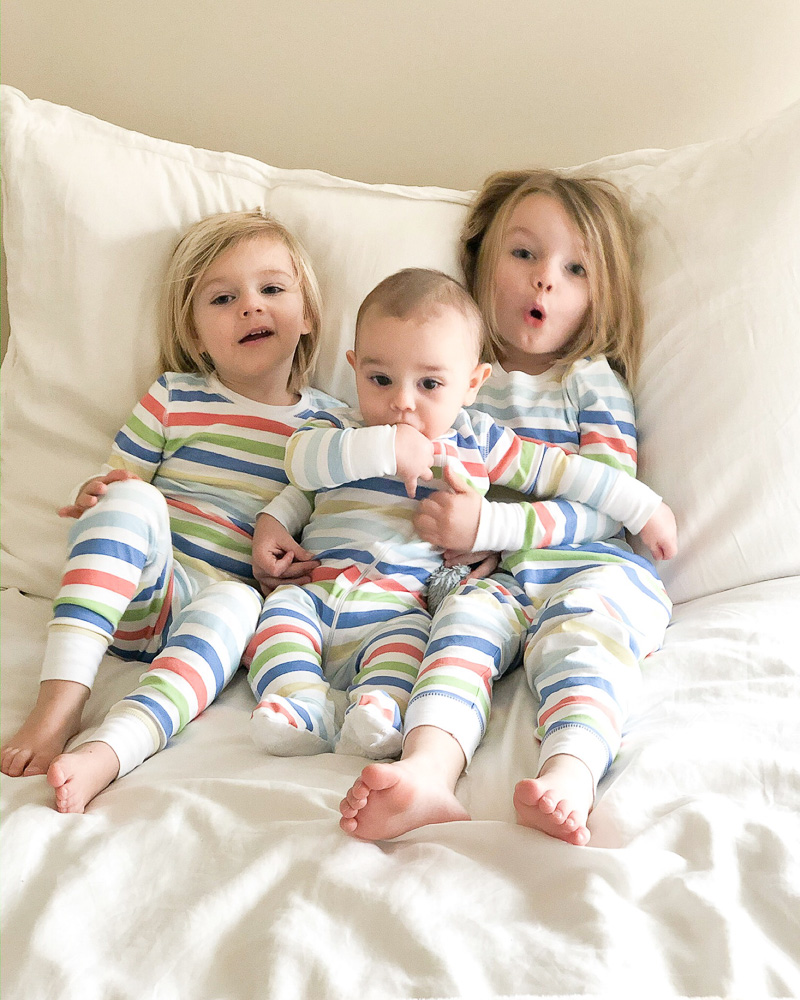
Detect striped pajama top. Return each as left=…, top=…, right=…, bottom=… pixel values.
left=474, top=355, right=646, bottom=553
left=100, top=372, right=341, bottom=584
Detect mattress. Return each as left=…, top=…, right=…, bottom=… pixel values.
left=3, top=578, right=799, bottom=999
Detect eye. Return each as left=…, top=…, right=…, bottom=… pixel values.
left=511, top=247, right=534, bottom=260
left=567, top=262, right=587, bottom=277
left=210, top=293, right=234, bottom=305
left=261, top=284, right=283, bottom=295
left=420, top=378, right=441, bottom=391
left=369, top=374, right=391, bottom=387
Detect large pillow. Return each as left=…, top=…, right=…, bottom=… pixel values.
left=2, top=85, right=799, bottom=606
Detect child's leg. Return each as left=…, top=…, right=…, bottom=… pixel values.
left=48, top=580, right=263, bottom=813
left=2, top=480, right=175, bottom=777
left=339, top=576, right=529, bottom=839
left=335, top=605, right=431, bottom=759
left=515, top=561, right=671, bottom=845
left=246, top=586, right=335, bottom=755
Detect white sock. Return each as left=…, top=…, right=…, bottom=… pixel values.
left=251, top=695, right=333, bottom=756
left=335, top=691, right=403, bottom=760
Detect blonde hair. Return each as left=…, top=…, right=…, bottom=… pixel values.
left=159, top=210, right=322, bottom=393
left=461, top=169, right=643, bottom=379
left=355, top=267, right=485, bottom=359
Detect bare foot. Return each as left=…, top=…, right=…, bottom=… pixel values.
left=513, top=754, right=594, bottom=846
left=339, top=759, right=470, bottom=840
left=1, top=680, right=89, bottom=777
left=47, top=742, right=120, bottom=814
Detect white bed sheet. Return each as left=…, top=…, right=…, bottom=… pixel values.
left=3, top=579, right=799, bottom=1000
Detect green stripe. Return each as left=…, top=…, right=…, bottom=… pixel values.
left=414, top=673, right=490, bottom=712
left=140, top=674, right=191, bottom=731
left=127, top=414, right=165, bottom=450
left=164, top=433, right=285, bottom=459
left=169, top=518, right=251, bottom=554
left=53, top=596, right=119, bottom=625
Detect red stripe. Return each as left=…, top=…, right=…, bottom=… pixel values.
left=251, top=622, right=322, bottom=654
left=148, top=655, right=209, bottom=713
left=533, top=500, right=556, bottom=547
left=165, top=497, right=252, bottom=538
left=255, top=699, right=298, bottom=727
left=62, top=568, right=137, bottom=599
left=141, top=392, right=167, bottom=424
left=489, top=433, right=522, bottom=481
left=417, top=656, right=493, bottom=684
left=581, top=431, right=637, bottom=461
left=361, top=641, right=424, bottom=667
left=540, top=694, right=619, bottom=729
left=168, top=412, right=294, bottom=435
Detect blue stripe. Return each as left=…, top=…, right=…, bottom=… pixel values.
left=174, top=446, right=285, bottom=480
left=70, top=538, right=148, bottom=569
left=170, top=535, right=251, bottom=579
left=114, top=429, right=162, bottom=465
left=539, top=672, right=616, bottom=703
left=123, top=693, right=174, bottom=740
left=51, top=602, right=114, bottom=635
left=164, top=633, right=226, bottom=693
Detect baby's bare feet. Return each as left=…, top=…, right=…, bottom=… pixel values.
left=339, top=760, right=470, bottom=841
left=1, top=681, right=89, bottom=777
left=47, top=742, right=120, bottom=814
left=513, top=754, right=595, bottom=846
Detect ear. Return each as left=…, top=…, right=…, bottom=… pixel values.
left=463, top=362, right=492, bottom=405
left=346, top=349, right=357, bottom=371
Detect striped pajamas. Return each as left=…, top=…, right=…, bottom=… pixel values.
left=43, top=373, right=340, bottom=776
left=404, top=356, right=672, bottom=789
left=248, top=402, right=664, bottom=758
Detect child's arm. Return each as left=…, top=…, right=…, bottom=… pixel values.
left=286, top=413, right=433, bottom=497
left=481, top=424, right=676, bottom=559
left=58, top=376, right=169, bottom=518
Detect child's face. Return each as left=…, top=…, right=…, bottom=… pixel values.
left=492, top=193, right=590, bottom=375
left=192, top=235, right=309, bottom=397
left=347, top=306, right=491, bottom=440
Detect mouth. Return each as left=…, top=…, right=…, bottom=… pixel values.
left=238, top=327, right=274, bottom=344
left=525, top=304, right=546, bottom=327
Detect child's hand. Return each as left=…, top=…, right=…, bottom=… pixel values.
left=58, top=469, right=141, bottom=518
left=638, top=501, right=678, bottom=561
left=414, top=463, right=482, bottom=550
left=394, top=424, right=434, bottom=498
left=252, top=514, right=319, bottom=595
left=444, top=549, right=501, bottom=580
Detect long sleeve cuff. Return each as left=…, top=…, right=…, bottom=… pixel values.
left=600, top=477, right=662, bottom=535
left=473, top=500, right=529, bottom=553
left=260, top=485, right=313, bottom=537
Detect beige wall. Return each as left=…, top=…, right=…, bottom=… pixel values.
left=3, top=0, right=800, bottom=352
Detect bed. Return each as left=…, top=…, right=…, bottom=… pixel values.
left=1, top=85, right=799, bottom=1000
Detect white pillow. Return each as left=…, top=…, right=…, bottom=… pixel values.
left=2, top=85, right=798, bottom=606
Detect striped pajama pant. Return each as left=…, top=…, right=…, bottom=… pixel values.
left=245, top=574, right=430, bottom=750
left=405, top=544, right=671, bottom=789
left=46, top=479, right=261, bottom=776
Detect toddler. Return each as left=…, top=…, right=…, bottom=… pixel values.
left=1, top=210, right=341, bottom=812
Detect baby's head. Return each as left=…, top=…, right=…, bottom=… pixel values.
left=159, top=210, right=322, bottom=391
left=461, top=169, right=643, bottom=378
left=347, top=268, right=492, bottom=440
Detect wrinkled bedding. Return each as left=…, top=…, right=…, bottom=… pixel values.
left=3, top=579, right=799, bottom=1000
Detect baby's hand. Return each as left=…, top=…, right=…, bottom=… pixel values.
left=58, top=469, right=141, bottom=519
left=414, top=463, right=482, bottom=550
left=394, top=424, right=434, bottom=498
left=638, top=501, right=678, bottom=561
left=252, top=514, right=319, bottom=595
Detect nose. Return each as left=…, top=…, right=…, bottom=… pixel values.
left=532, top=262, right=554, bottom=293
left=390, top=384, right=415, bottom=412
left=240, top=292, right=263, bottom=317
